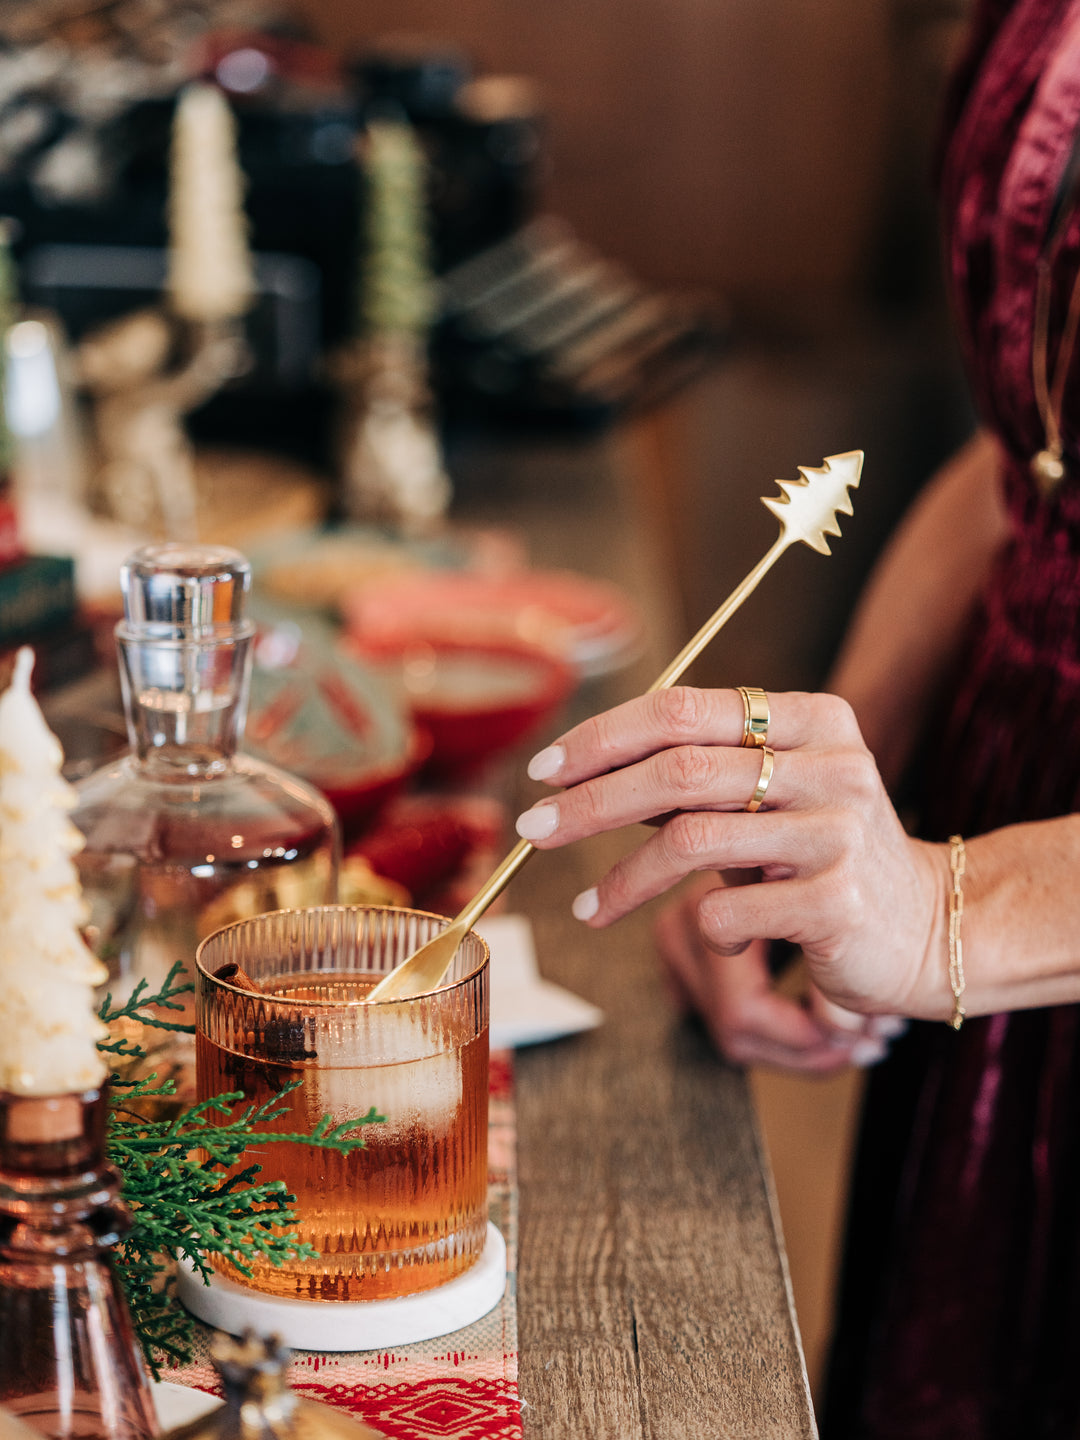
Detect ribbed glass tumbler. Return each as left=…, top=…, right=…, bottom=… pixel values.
left=196, top=905, right=489, bottom=1302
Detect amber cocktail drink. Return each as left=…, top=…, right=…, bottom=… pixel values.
left=195, top=905, right=489, bottom=1302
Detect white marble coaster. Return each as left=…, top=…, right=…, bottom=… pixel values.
left=176, top=1222, right=507, bottom=1351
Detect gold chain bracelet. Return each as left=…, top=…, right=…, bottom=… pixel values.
left=947, top=835, right=966, bottom=1030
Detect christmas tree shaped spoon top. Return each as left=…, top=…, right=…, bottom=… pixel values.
left=366, top=450, right=864, bottom=1003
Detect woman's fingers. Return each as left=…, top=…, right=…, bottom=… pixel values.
left=568, top=810, right=845, bottom=928
left=805, top=986, right=902, bottom=1065
left=517, top=745, right=793, bottom=844
left=573, top=817, right=931, bottom=1020
left=653, top=887, right=892, bottom=1074
left=525, top=686, right=861, bottom=788
left=661, top=911, right=834, bottom=1060
left=517, top=697, right=878, bottom=849
left=810, top=988, right=877, bottom=1037
left=806, top=987, right=905, bottom=1044
left=516, top=743, right=877, bottom=848
left=726, top=995, right=893, bottom=1073
left=715, top=1021, right=870, bottom=1074
left=653, top=877, right=714, bottom=1016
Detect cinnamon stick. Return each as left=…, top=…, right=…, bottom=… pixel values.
left=212, top=961, right=314, bottom=1064
left=213, top=961, right=262, bottom=993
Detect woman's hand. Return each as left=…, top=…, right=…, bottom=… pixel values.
left=654, top=874, right=906, bottom=1070
left=516, top=687, right=952, bottom=1023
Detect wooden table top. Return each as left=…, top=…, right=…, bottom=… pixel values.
left=451, top=422, right=818, bottom=1438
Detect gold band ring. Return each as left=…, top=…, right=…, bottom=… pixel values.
left=737, top=686, right=770, bottom=748
left=745, top=745, right=775, bottom=813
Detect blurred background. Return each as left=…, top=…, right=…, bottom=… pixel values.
left=0, top=0, right=976, bottom=1401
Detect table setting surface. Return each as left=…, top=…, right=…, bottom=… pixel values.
left=49, top=424, right=817, bottom=1440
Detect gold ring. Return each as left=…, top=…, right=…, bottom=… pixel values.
left=737, top=686, right=770, bottom=748
left=745, top=745, right=775, bottom=812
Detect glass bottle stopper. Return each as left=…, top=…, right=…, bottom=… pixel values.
left=119, top=542, right=255, bottom=642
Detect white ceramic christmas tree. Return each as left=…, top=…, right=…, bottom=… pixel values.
left=0, top=648, right=107, bottom=1096
left=167, top=82, right=253, bottom=324
left=79, top=82, right=252, bottom=540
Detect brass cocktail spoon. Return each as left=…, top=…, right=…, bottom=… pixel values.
left=365, top=449, right=864, bottom=1002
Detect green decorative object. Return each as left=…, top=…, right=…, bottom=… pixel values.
left=337, top=119, right=450, bottom=528
left=358, top=121, right=437, bottom=339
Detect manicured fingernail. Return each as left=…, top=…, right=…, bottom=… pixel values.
left=850, top=1039, right=888, bottom=1068
left=870, top=1016, right=908, bottom=1040
left=515, top=802, right=559, bottom=841
left=572, top=887, right=600, bottom=921
left=528, top=744, right=565, bottom=781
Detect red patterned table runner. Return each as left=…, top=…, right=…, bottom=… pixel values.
left=165, top=1050, right=523, bottom=1440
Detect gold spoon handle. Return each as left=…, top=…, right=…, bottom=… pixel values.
left=647, top=534, right=788, bottom=693
left=454, top=836, right=536, bottom=933
left=446, top=532, right=795, bottom=927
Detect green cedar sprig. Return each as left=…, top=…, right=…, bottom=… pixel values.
left=99, top=963, right=383, bottom=1377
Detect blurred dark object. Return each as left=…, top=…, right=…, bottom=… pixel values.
left=355, top=39, right=471, bottom=124
left=353, top=38, right=541, bottom=273
left=0, top=613, right=98, bottom=692
left=0, top=550, right=96, bottom=692
left=0, top=7, right=351, bottom=465
left=0, top=3, right=280, bottom=209
left=433, top=218, right=727, bottom=430
left=352, top=45, right=723, bottom=428
left=0, top=552, right=76, bottom=642
left=28, top=243, right=319, bottom=384
left=2, top=23, right=548, bottom=456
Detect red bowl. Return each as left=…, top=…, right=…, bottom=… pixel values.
left=341, top=568, right=643, bottom=677
left=344, top=635, right=576, bottom=780
left=318, top=725, right=432, bottom=840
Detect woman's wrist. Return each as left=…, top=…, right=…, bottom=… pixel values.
left=899, top=837, right=956, bottom=1023
left=907, top=820, right=1080, bottom=1021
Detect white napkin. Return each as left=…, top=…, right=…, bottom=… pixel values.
left=477, top=913, right=604, bottom=1049
left=152, top=1381, right=222, bottom=1428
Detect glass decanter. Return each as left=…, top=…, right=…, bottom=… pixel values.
left=71, top=544, right=340, bottom=1089
left=0, top=1086, right=156, bottom=1440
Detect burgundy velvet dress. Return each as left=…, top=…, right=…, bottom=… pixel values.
left=823, top=4, right=1080, bottom=1437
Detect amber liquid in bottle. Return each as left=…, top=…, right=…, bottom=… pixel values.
left=0, top=1088, right=156, bottom=1440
